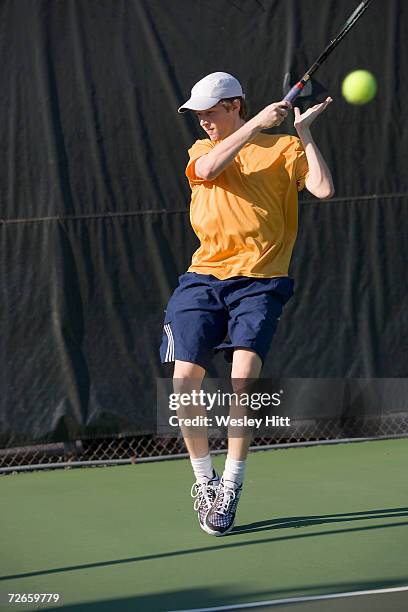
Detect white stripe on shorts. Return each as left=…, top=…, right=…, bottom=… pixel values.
left=164, top=323, right=174, bottom=362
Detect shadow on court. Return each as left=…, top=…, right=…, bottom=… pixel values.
left=1, top=507, right=407, bottom=582
left=231, top=507, right=408, bottom=535
left=42, top=579, right=408, bottom=612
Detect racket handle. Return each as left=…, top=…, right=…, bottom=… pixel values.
left=284, top=82, right=305, bottom=103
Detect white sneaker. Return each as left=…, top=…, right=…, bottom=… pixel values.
left=205, top=477, right=242, bottom=536
left=190, top=470, right=220, bottom=534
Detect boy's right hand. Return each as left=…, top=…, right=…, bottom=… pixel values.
left=254, top=101, right=291, bottom=129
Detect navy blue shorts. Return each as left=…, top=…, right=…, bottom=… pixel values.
left=160, top=272, right=294, bottom=370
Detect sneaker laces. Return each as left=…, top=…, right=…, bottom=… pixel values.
left=215, top=483, right=237, bottom=516
left=191, top=480, right=217, bottom=512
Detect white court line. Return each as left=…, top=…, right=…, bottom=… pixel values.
left=169, top=585, right=408, bottom=612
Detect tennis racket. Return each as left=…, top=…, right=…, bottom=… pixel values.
left=284, top=0, right=376, bottom=103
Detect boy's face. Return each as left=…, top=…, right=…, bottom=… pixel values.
left=195, top=101, right=239, bottom=141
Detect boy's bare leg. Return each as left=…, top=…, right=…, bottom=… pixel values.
left=228, top=348, right=262, bottom=460
left=173, top=359, right=207, bottom=458
left=174, top=359, right=220, bottom=534
left=205, top=348, right=262, bottom=536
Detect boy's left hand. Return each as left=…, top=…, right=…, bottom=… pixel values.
left=294, top=97, right=333, bottom=132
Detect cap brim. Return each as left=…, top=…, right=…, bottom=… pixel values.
left=177, top=96, right=220, bottom=113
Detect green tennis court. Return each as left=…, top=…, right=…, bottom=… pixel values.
left=1, top=438, right=407, bottom=611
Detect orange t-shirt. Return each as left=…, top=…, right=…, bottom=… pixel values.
left=185, top=132, right=309, bottom=279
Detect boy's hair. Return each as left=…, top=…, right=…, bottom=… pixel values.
left=220, top=96, right=249, bottom=120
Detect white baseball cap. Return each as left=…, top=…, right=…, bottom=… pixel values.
left=178, top=72, right=245, bottom=113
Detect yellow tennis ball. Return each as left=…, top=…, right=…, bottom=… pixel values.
left=342, top=70, right=377, bottom=105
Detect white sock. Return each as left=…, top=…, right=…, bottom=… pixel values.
left=190, top=454, right=214, bottom=483
left=223, top=455, right=246, bottom=487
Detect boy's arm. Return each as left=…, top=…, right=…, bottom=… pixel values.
left=294, top=97, right=335, bottom=199
left=195, top=101, right=291, bottom=181
left=298, top=128, right=335, bottom=199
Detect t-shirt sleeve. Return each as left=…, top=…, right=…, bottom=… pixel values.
left=185, top=139, right=214, bottom=186
left=294, top=139, right=309, bottom=192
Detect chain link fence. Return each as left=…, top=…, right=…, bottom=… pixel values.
left=1, top=413, right=407, bottom=473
